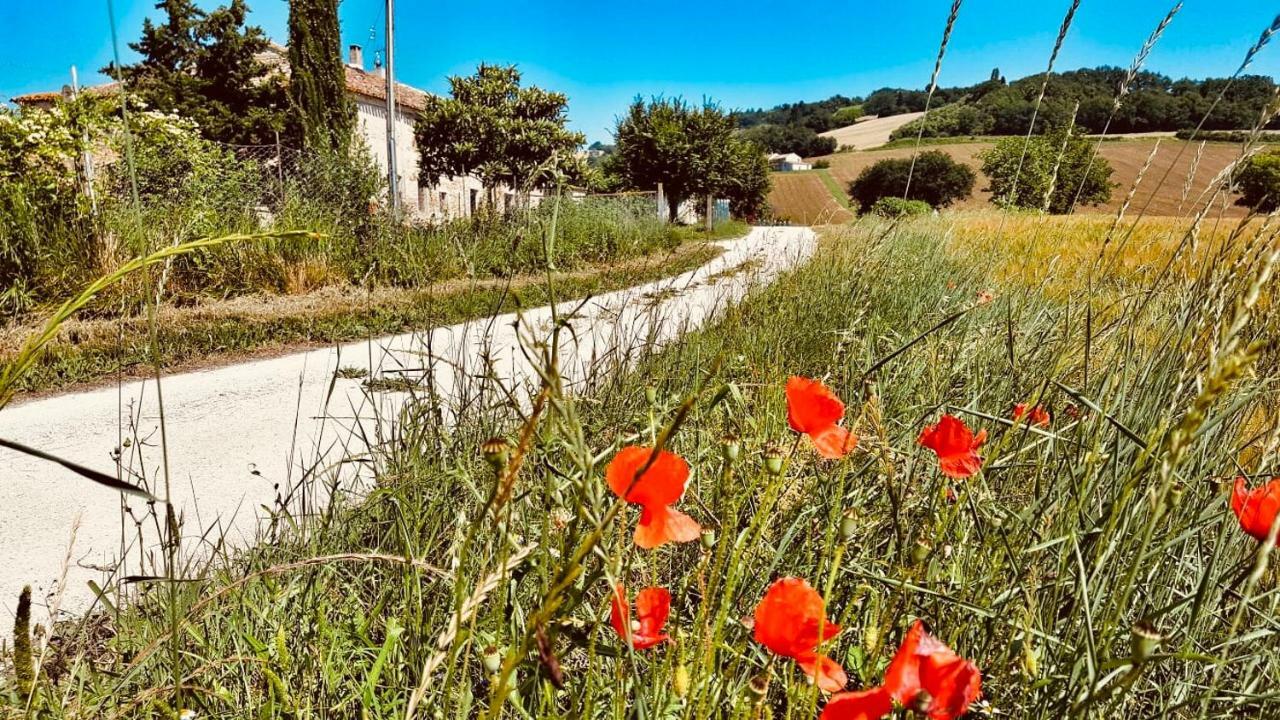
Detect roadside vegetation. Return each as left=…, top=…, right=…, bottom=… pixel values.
left=5, top=210, right=1279, bottom=718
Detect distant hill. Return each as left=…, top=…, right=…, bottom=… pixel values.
left=865, top=67, right=1278, bottom=136
left=739, top=67, right=1277, bottom=157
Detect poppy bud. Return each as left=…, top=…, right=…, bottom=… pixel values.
left=763, top=446, right=784, bottom=475
left=1020, top=640, right=1040, bottom=678
left=840, top=508, right=858, bottom=542
left=911, top=538, right=932, bottom=565
left=481, top=437, right=512, bottom=472
left=722, top=433, right=741, bottom=462
left=673, top=664, right=691, bottom=698
left=645, top=386, right=658, bottom=404
left=700, top=528, right=717, bottom=550
left=747, top=673, right=770, bottom=699
left=863, top=623, right=881, bottom=655
left=480, top=644, right=503, bottom=673
left=1131, top=621, right=1162, bottom=663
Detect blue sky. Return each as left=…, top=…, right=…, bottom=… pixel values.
left=3, top=1, right=1279, bottom=143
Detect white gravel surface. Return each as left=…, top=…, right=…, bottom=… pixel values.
left=0, top=226, right=816, bottom=616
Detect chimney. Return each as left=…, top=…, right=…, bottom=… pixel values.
left=373, top=51, right=385, bottom=78
left=347, top=44, right=364, bottom=70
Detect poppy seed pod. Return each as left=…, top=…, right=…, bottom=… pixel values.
left=481, top=437, right=512, bottom=472
left=721, top=433, right=741, bottom=462
left=700, top=528, right=717, bottom=550
left=480, top=644, right=503, bottom=673
left=840, top=508, right=858, bottom=542
left=911, top=538, right=932, bottom=565
left=763, top=446, right=785, bottom=475
left=1131, top=621, right=1162, bottom=663
left=911, top=689, right=935, bottom=713
left=747, top=673, right=770, bottom=699
left=645, top=386, right=658, bottom=404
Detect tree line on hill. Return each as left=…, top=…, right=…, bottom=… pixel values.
left=735, top=66, right=1278, bottom=159
left=878, top=67, right=1279, bottom=138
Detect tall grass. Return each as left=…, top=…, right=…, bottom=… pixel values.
left=4, top=210, right=1277, bottom=718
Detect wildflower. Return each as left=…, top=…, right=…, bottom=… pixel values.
left=786, top=376, right=858, bottom=459
left=1012, top=403, right=1050, bottom=428
left=753, top=577, right=847, bottom=693
left=609, top=584, right=671, bottom=650
left=883, top=621, right=982, bottom=720
left=975, top=290, right=995, bottom=305
left=606, top=446, right=701, bottom=548
left=918, top=415, right=987, bottom=479
left=820, top=687, right=894, bottom=720
left=1230, top=477, right=1280, bottom=545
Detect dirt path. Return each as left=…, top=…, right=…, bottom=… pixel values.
left=0, top=227, right=816, bottom=615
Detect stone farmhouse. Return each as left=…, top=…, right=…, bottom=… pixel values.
left=10, top=43, right=513, bottom=223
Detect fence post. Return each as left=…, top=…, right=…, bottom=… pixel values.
left=656, top=183, right=665, bottom=222
left=705, top=195, right=713, bottom=233
left=275, top=130, right=286, bottom=208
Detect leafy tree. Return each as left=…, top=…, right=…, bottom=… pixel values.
left=287, top=0, right=353, bottom=152
left=738, top=123, right=835, bottom=157
left=847, top=150, right=975, bottom=212
left=414, top=64, right=584, bottom=198
left=1235, top=149, right=1280, bottom=212
left=980, top=130, right=1113, bottom=213
left=112, top=0, right=291, bottom=146
left=609, top=97, right=770, bottom=222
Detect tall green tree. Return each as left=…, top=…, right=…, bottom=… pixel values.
left=414, top=64, right=584, bottom=198
left=980, top=130, right=1113, bottom=213
left=113, top=0, right=291, bottom=146
left=609, top=98, right=770, bottom=221
left=287, top=0, right=353, bottom=152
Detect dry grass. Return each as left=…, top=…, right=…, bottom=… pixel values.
left=771, top=139, right=1253, bottom=220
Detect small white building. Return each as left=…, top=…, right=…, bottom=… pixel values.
left=768, top=152, right=812, bottom=172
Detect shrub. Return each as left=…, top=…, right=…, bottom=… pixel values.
left=848, top=150, right=975, bottom=212
left=831, top=105, right=865, bottom=126
left=1235, top=148, right=1280, bottom=212
left=888, top=102, right=994, bottom=141
left=980, top=129, right=1113, bottom=213
left=813, top=159, right=831, bottom=170
left=870, top=197, right=931, bottom=217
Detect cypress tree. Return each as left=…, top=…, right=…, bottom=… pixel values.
left=287, top=0, right=354, bottom=153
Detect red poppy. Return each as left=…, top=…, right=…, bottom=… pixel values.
left=820, top=687, right=894, bottom=720
left=606, top=446, right=701, bottom=548
left=753, top=577, right=847, bottom=692
left=1012, top=403, right=1051, bottom=428
left=787, top=376, right=858, bottom=459
left=883, top=621, right=982, bottom=720
left=1231, top=477, right=1280, bottom=545
left=918, top=415, right=987, bottom=479
left=609, top=584, right=671, bottom=650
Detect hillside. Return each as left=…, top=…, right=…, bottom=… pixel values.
left=819, top=112, right=924, bottom=150
left=768, top=138, right=1248, bottom=222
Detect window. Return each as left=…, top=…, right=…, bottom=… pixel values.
left=417, top=186, right=428, bottom=212
left=438, top=191, right=448, bottom=217
left=469, top=189, right=479, bottom=215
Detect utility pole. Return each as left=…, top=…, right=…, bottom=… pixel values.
left=383, top=0, right=399, bottom=217
left=69, top=66, right=98, bottom=216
